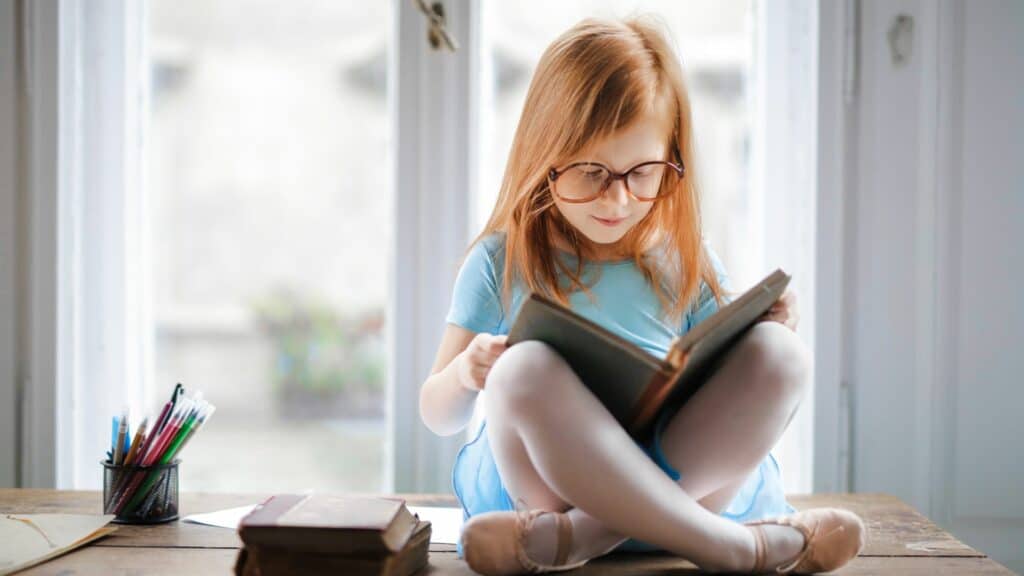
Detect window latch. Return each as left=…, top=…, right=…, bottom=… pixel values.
left=414, top=0, right=459, bottom=52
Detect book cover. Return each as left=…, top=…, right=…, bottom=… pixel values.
left=238, top=494, right=420, bottom=556
left=235, top=520, right=431, bottom=576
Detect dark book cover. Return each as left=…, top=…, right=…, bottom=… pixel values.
left=238, top=494, right=420, bottom=557
left=235, top=520, right=431, bottom=576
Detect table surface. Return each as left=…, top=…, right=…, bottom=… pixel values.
left=0, top=490, right=1014, bottom=575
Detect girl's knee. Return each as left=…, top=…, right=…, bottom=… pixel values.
left=739, top=322, right=811, bottom=401
left=485, top=340, right=570, bottom=407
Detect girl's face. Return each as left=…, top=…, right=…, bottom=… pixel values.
left=551, top=112, right=670, bottom=256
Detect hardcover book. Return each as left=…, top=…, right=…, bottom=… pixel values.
left=506, top=269, right=791, bottom=439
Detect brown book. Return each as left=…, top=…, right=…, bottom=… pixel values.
left=238, top=494, right=420, bottom=556
left=507, top=269, right=791, bottom=439
left=235, top=520, right=431, bottom=576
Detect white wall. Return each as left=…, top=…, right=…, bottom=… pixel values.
left=846, top=0, right=1023, bottom=571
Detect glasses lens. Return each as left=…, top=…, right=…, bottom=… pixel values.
left=627, top=163, right=671, bottom=199
left=558, top=164, right=609, bottom=201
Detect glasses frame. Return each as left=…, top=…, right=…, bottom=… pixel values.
left=547, top=159, right=685, bottom=204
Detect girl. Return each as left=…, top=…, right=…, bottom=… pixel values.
left=419, top=16, right=865, bottom=575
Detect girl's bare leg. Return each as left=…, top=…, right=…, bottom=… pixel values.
left=482, top=322, right=810, bottom=572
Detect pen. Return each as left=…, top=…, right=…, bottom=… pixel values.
left=113, top=408, right=128, bottom=465
left=123, top=417, right=149, bottom=466
left=110, top=418, right=118, bottom=463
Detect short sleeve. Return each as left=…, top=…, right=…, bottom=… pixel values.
left=685, top=243, right=733, bottom=331
left=445, top=239, right=505, bottom=334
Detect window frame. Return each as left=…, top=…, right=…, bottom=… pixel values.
left=12, top=0, right=151, bottom=489
left=390, top=0, right=481, bottom=493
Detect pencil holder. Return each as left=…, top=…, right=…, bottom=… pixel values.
left=101, top=459, right=180, bottom=524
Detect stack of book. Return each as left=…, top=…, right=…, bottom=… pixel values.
left=234, top=494, right=431, bottom=576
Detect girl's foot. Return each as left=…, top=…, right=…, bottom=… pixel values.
left=461, top=505, right=590, bottom=575
left=745, top=507, right=867, bottom=574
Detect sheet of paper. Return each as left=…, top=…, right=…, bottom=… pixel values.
left=0, top=513, right=117, bottom=576
left=183, top=503, right=465, bottom=544
left=408, top=505, right=463, bottom=545
left=182, top=505, right=257, bottom=529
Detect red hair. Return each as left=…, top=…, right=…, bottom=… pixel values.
left=473, top=16, right=726, bottom=322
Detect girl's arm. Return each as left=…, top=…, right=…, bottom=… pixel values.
left=419, top=324, right=507, bottom=437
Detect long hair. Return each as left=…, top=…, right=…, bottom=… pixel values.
left=472, top=16, right=726, bottom=323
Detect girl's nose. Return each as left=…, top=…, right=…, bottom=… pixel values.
left=602, top=178, right=631, bottom=206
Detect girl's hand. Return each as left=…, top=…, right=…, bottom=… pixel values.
left=759, top=288, right=799, bottom=332
left=457, top=333, right=509, bottom=391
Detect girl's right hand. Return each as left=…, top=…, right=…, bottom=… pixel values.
left=457, top=333, right=508, bottom=391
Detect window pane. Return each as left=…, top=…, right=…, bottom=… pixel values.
left=147, top=0, right=391, bottom=492
left=479, top=0, right=759, bottom=287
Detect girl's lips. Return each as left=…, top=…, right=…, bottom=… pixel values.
left=592, top=215, right=626, bottom=226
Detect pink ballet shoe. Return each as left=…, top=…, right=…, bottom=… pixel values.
left=745, top=507, right=867, bottom=574
left=460, top=500, right=589, bottom=575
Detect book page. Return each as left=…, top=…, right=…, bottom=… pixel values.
left=0, top=514, right=116, bottom=576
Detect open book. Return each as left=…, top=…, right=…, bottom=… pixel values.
left=506, top=269, right=790, bottom=439
left=0, top=514, right=117, bottom=576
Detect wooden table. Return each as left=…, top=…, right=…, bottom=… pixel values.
left=0, top=490, right=1013, bottom=575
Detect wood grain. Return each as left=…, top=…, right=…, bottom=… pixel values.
left=0, top=490, right=1013, bottom=575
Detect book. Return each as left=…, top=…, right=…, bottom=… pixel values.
left=234, top=520, right=431, bottom=576
left=0, top=514, right=117, bottom=576
left=238, top=494, right=421, bottom=557
left=506, top=268, right=791, bottom=439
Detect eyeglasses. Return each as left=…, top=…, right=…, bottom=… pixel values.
left=547, top=160, right=684, bottom=204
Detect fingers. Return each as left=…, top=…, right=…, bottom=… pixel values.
left=481, top=334, right=508, bottom=356
left=760, top=310, right=796, bottom=330
left=765, top=289, right=794, bottom=330
left=462, top=333, right=509, bottom=391
left=758, top=288, right=799, bottom=331
left=471, top=333, right=507, bottom=362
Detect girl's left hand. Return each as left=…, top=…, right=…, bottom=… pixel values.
left=759, top=288, right=799, bottom=332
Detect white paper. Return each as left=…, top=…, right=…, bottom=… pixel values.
left=182, top=505, right=257, bottom=529
left=408, top=505, right=463, bottom=545
left=182, top=503, right=464, bottom=545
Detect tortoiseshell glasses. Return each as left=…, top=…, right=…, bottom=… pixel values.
left=547, top=160, right=684, bottom=203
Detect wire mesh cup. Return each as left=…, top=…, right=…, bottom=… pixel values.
left=102, top=459, right=180, bottom=524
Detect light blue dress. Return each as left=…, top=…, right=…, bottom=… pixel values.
left=446, top=234, right=795, bottom=554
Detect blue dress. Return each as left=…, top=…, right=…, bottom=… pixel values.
left=445, top=235, right=795, bottom=554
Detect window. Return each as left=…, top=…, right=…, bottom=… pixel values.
left=147, top=0, right=392, bottom=492
left=17, top=0, right=812, bottom=494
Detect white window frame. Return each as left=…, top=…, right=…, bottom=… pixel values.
left=12, top=0, right=150, bottom=489
left=812, top=0, right=855, bottom=494
left=389, top=0, right=481, bottom=493
left=20, top=0, right=71, bottom=488
left=752, top=0, right=820, bottom=495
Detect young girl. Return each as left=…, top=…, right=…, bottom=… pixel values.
left=420, top=16, right=865, bottom=575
